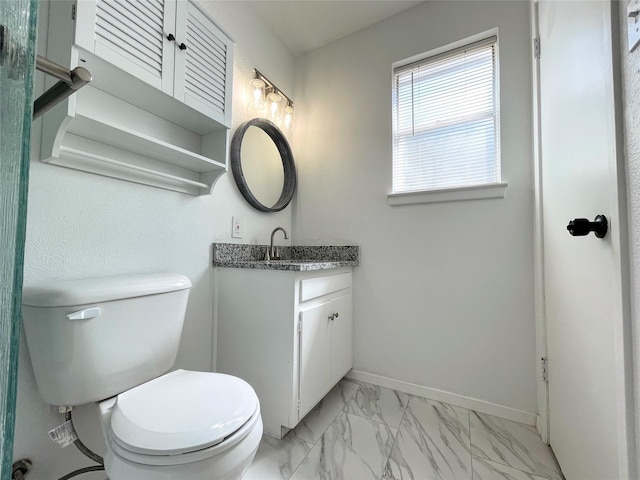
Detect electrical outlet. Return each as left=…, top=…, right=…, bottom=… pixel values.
left=232, top=216, right=242, bottom=238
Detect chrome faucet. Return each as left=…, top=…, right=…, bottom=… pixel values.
left=268, top=227, right=289, bottom=260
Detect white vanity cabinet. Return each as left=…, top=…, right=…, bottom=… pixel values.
left=74, top=0, right=233, bottom=126
left=216, top=267, right=353, bottom=438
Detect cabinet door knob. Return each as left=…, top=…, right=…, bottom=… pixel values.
left=167, top=33, right=175, bottom=41
left=335, top=312, right=339, bottom=318
left=179, top=43, right=187, bottom=51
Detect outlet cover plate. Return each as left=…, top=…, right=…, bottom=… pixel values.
left=232, top=216, right=242, bottom=238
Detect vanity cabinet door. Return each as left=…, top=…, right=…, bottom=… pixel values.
left=174, top=1, right=233, bottom=126
left=329, top=294, right=353, bottom=385
left=75, top=0, right=177, bottom=94
left=298, top=302, right=332, bottom=419
left=298, top=293, right=353, bottom=419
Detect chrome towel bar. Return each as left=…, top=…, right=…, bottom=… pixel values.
left=0, top=23, right=92, bottom=119
left=33, top=55, right=92, bottom=119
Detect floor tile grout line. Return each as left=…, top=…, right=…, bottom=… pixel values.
left=344, top=383, right=413, bottom=431
left=286, top=441, right=314, bottom=480
left=378, top=392, right=413, bottom=479
left=286, top=382, right=361, bottom=479
left=470, top=454, right=555, bottom=480
left=467, top=410, right=562, bottom=480
left=343, top=410, right=405, bottom=429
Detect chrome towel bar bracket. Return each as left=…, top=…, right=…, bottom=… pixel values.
left=33, top=55, right=92, bottom=119
left=0, top=23, right=92, bottom=119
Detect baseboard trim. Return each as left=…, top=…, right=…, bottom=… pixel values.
left=346, top=369, right=537, bottom=426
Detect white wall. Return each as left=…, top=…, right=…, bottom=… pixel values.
left=12, top=2, right=294, bottom=478
left=293, top=1, right=537, bottom=414
left=619, top=5, right=640, bottom=477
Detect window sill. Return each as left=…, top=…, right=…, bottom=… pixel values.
left=387, top=182, right=508, bottom=206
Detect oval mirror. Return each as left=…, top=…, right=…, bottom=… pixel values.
left=230, top=119, right=296, bottom=212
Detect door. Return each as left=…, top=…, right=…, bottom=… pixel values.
left=329, top=294, right=353, bottom=385
left=75, top=0, right=177, bottom=94
left=0, top=0, right=37, bottom=477
left=298, top=302, right=332, bottom=418
left=174, top=0, right=233, bottom=125
left=537, top=1, right=632, bottom=478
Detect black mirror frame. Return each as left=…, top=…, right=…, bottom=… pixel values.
left=230, top=118, right=297, bottom=212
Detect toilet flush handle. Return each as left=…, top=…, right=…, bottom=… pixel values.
left=67, top=306, right=101, bottom=320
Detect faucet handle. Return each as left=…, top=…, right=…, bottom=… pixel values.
left=264, top=246, right=271, bottom=261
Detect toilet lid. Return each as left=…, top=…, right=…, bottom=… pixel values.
left=110, top=369, right=259, bottom=455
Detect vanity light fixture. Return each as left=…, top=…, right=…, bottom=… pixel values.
left=251, top=69, right=294, bottom=130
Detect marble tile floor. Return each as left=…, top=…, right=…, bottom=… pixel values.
left=244, top=380, right=564, bottom=480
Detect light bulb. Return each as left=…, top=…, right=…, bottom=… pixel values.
left=284, top=104, right=294, bottom=130
left=267, top=91, right=282, bottom=121
left=249, top=78, right=265, bottom=110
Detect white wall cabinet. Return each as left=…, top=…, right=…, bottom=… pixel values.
left=216, top=268, right=353, bottom=438
left=75, top=0, right=232, bottom=126
left=41, top=0, right=234, bottom=195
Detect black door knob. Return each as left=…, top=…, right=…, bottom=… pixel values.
left=179, top=43, right=187, bottom=50
left=567, top=215, right=608, bottom=238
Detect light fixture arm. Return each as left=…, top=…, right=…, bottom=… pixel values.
left=254, top=68, right=294, bottom=108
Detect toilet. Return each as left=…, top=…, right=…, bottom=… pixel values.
left=21, top=273, right=262, bottom=480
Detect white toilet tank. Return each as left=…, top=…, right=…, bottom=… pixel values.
left=22, top=273, right=192, bottom=407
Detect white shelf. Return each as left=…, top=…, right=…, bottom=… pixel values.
left=40, top=0, right=233, bottom=196
left=41, top=86, right=228, bottom=196
left=69, top=114, right=225, bottom=173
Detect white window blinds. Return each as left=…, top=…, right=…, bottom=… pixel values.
left=392, top=36, right=499, bottom=193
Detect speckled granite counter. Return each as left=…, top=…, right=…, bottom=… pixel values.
left=212, top=243, right=359, bottom=271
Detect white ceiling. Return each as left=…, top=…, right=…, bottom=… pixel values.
left=247, top=1, right=425, bottom=56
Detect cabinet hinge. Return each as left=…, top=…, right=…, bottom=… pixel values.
left=71, top=4, right=76, bottom=20
left=533, top=37, right=541, bottom=59
left=540, top=356, right=548, bottom=382
left=297, top=398, right=300, bottom=413
left=298, top=319, right=302, bottom=333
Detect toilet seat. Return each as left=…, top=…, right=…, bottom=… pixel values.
left=109, top=369, right=259, bottom=459
left=107, top=405, right=262, bottom=467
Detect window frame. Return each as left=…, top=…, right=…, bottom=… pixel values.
left=388, top=29, right=507, bottom=206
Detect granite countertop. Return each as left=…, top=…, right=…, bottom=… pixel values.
left=212, top=244, right=359, bottom=271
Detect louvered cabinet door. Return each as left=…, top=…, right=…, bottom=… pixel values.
left=75, top=0, right=177, bottom=95
left=173, top=1, right=233, bottom=127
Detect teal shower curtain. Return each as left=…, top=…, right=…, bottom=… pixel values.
left=0, top=0, right=37, bottom=477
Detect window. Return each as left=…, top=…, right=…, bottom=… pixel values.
left=391, top=35, right=504, bottom=204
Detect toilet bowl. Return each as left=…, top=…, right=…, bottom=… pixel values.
left=21, top=273, right=262, bottom=479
